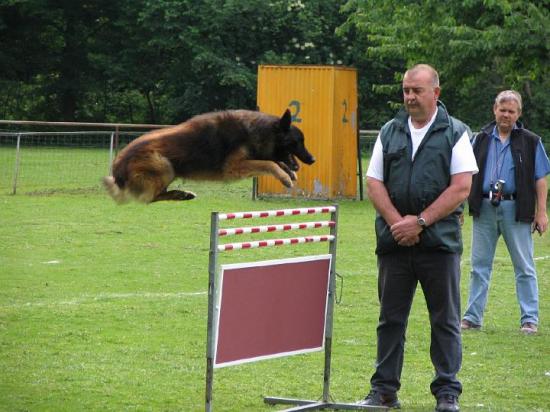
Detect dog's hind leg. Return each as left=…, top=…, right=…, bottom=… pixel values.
left=137, top=153, right=196, bottom=202
left=151, top=189, right=196, bottom=202
left=125, top=153, right=179, bottom=203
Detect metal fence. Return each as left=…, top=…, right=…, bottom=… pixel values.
left=0, top=131, right=139, bottom=195
left=359, top=129, right=378, bottom=155
left=0, top=128, right=379, bottom=195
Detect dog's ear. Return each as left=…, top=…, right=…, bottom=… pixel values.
left=279, top=109, right=292, bottom=132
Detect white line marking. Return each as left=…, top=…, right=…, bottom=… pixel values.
left=463, top=255, right=550, bottom=264
left=2, top=291, right=207, bottom=309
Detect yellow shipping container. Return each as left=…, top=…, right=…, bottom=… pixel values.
left=256, top=65, right=359, bottom=199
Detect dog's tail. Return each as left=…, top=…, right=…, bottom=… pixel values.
left=102, top=176, right=130, bottom=204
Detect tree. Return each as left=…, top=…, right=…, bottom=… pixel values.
left=1, top=0, right=359, bottom=123
left=6, top=0, right=547, bottom=137
left=0, top=0, right=123, bottom=121
left=134, top=0, right=357, bottom=122
left=341, top=0, right=550, bottom=136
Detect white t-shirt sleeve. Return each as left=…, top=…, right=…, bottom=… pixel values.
left=450, top=130, right=479, bottom=175
left=367, top=130, right=478, bottom=181
left=366, top=134, right=384, bottom=181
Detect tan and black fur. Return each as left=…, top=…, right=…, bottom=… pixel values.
left=103, top=109, right=315, bottom=203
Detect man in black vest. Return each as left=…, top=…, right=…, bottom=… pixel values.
left=461, top=90, right=550, bottom=335
left=360, top=64, right=478, bottom=412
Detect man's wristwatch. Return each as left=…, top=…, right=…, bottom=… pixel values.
left=417, top=215, right=427, bottom=229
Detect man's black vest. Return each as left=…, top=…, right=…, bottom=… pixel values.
left=468, top=121, right=539, bottom=222
left=375, top=102, right=470, bottom=255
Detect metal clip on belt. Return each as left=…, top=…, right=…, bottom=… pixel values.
left=482, top=193, right=517, bottom=201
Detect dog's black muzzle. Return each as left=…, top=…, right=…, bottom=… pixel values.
left=299, top=153, right=315, bottom=165
left=294, top=149, right=315, bottom=165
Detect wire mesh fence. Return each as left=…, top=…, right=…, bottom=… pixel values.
left=0, top=131, right=142, bottom=195
left=0, top=128, right=379, bottom=195
left=359, top=129, right=378, bottom=155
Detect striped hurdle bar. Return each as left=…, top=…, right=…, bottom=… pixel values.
left=205, top=205, right=376, bottom=411
left=217, top=205, right=336, bottom=220
left=218, top=219, right=335, bottom=251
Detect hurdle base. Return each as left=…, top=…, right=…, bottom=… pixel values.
left=264, top=396, right=387, bottom=410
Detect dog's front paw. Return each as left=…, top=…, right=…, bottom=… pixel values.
left=277, top=162, right=297, bottom=182
left=281, top=177, right=293, bottom=188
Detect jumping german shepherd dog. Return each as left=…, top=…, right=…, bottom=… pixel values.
left=103, top=109, right=315, bottom=203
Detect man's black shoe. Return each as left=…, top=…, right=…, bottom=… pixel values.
left=358, top=390, right=401, bottom=409
left=435, top=394, right=459, bottom=412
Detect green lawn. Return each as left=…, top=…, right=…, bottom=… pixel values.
left=0, top=146, right=111, bottom=195
left=0, top=159, right=549, bottom=411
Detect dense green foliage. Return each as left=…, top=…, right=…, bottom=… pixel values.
left=1, top=0, right=549, bottom=136
left=341, top=0, right=550, bottom=134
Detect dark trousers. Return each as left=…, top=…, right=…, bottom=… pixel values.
left=371, top=249, right=463, bottom=398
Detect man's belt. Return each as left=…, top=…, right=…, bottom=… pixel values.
left=483, top=193, right=517, bottom=200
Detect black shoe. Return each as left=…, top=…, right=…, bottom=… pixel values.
left=358, top=390, right=401, bottom=409
left=460, top=319, right=481, bottom=330
left=435, top=394, right=459, bottom=412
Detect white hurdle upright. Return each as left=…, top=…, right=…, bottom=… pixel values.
left=205, top=205, right=375, bottom=411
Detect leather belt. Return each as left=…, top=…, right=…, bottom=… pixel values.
left=483, top=193, right=516, bottom=200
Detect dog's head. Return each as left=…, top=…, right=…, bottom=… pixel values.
left=278, top=109, right=315, bottom=167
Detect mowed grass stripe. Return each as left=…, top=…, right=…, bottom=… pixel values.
left=1, top=291, right=207, bottom=309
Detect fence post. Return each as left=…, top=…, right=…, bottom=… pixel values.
left=114, top=125, right=119, bottom=151
left=108, top=132, right=115, bottom=175
left=12, top=133, right=22, bottom=195
left=356, top=113, right=364, bottom=201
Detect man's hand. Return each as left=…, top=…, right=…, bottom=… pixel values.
left=390, top=215, right=423, bottom=246
left=533, top=211, right=548, bottom=235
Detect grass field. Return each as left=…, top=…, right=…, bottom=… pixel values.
left=0, top=146, right=111, bottom=195
left=1, top=160, right=549, bottom=411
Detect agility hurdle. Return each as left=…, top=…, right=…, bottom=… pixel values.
left=205, top=205, right=376, bottom=411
